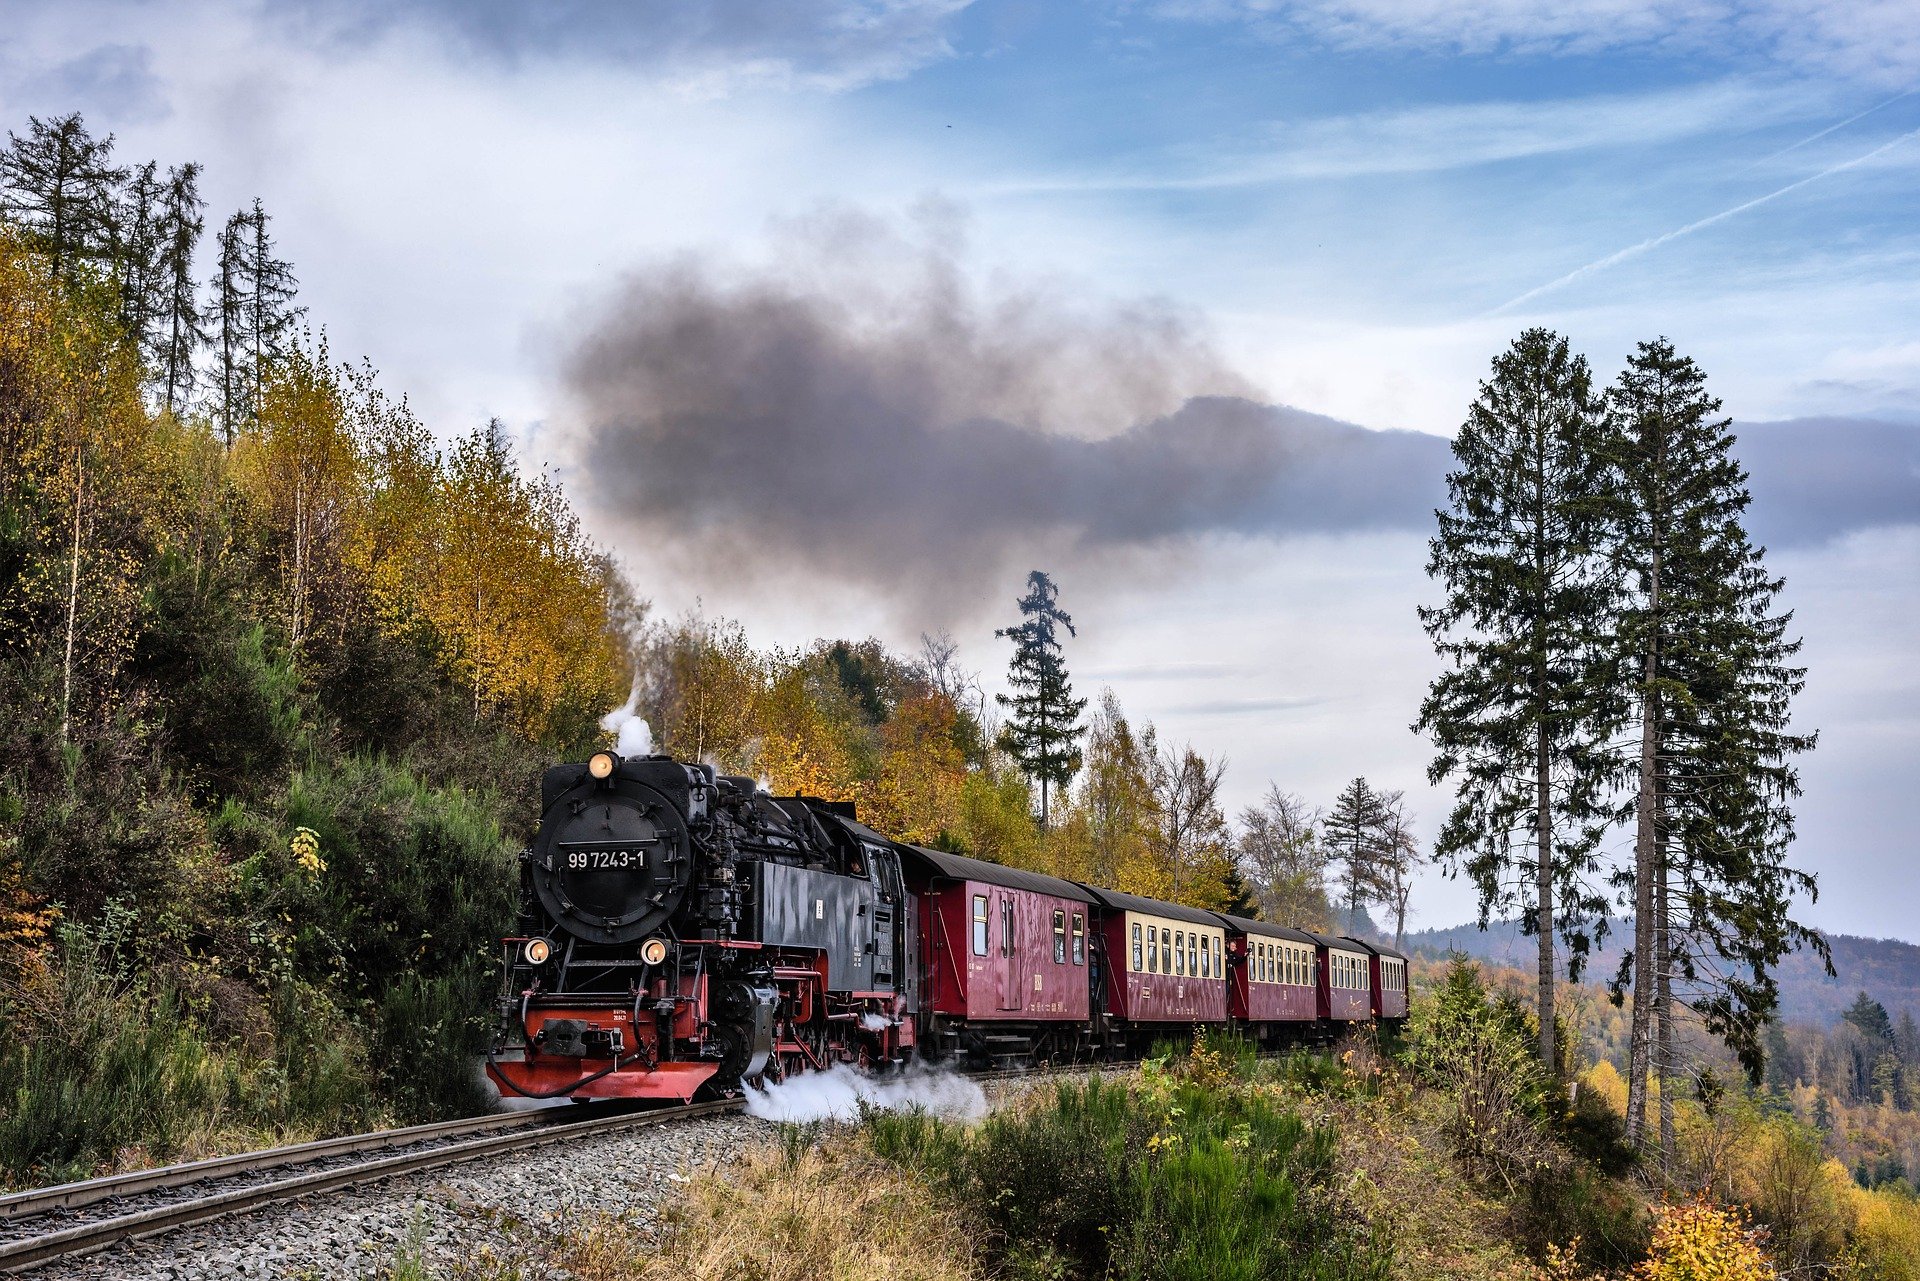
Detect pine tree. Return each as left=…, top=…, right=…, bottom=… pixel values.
left=0, top=113, right=125, bottom=286
left=994, top=570, right=1087, bottom=828
left=1322, top=777, right=1391, bottom=931
left=213, top=210, right=250, bottom=442
left=242, top=198, right=301, bottom=415
left=115, top=160, right=165, bottom=353
left=154, top=163, right=206, bottom=417
left=1843, top=992, right=1894, bottom=1044
left=212, top=198, right=303, bottom=441
left=1606, top=337, right=1824, bottom=1159
left=1417, top=327, right=1618, bottom=1080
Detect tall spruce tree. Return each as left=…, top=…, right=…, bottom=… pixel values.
left=116, top=160, right=165, bottom=352
left=1322, top=777, right=1391, bottom=931
left=212, top=198, right=302, bottom=440
left=213, top=210, right=250, bottom=441
left=1416, top=327, right=1619, bottom=1079
left=154, top=163, right=207, bottom=416
left=995, top=570, right=1087, bottom=828
left=1606, top=337, right=1823, bottom=1159
left=0, top=113, right=124, bottom=286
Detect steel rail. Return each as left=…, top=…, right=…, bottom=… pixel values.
left=0, top=1098, right=741, bottom=1274
left=0, top=1108, right=575, bottom=1223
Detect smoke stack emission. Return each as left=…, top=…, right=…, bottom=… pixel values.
left=558, top=207, right=1451, bottom=616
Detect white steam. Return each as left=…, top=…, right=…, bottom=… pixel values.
left=859, top=1013, right=890, bottom=1031
left=599, top=686, right=655, bottom=756
left=743, top=1062, right=987, bottom=1123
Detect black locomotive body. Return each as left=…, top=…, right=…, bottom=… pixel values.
left=488, top=750, right=914, bottom=1101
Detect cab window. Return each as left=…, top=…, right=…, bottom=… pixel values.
left=1071, top=912, right=1086, bottom=965
left=1052, top=909, right=1067, bottom=964
left=971, top=895, right=988, bottom=956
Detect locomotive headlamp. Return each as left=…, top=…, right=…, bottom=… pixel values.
left=588, top=751, right=618, bottom=781
left=523, top=937, right=553, bottom=965
left=639, top=936, right=669, bottom=966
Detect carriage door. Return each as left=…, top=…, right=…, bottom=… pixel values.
left=866, top=843, right=900, bottom=991
left=997, top=894, right=1023, bottom=1011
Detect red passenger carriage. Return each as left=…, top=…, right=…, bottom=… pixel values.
left=1305, top=932, right=1375, bottom=1023
left=897, top=845, right=1096, bottom=1063
left=1218, top=915, right=1319, bottom=1034
left=1082, top=888, right=1229, bottom=1040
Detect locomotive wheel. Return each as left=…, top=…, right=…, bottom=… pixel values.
left=694, top=1023, right=755, bottom=1101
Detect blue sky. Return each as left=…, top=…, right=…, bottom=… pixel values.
left=2, top=0, right=1916, bottom=940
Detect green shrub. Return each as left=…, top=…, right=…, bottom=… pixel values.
left=0, top=933, right=219, bottom=1182
left=869, top=1072, right=1389, bottom=1281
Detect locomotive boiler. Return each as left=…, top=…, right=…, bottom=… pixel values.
left=486, top=750, right=915, bottom=1101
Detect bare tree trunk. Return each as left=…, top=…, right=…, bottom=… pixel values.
left=1657, top=850, right=1675, bottom=1173
left=288, top=471, right=309, bottom=660
left=1537, top=717, right=1557, bottom=1079
left=59, top=444, right=85, bottom=748
left=1627, top=640, right=1659, bottom=1149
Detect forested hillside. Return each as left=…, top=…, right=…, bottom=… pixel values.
left=1406, top=920, right=1920, bottom=1029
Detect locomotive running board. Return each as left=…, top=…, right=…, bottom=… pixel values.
left=488, top=1056, right=720, bottom=1102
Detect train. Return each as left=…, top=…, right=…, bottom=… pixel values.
left=485, top=751, right=1409, bottom=1101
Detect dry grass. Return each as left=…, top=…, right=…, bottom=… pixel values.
left=440, top=1134, right=979, bottom=1281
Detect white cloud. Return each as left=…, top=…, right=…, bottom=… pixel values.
left=1161, top=0, right=1920, bottom=86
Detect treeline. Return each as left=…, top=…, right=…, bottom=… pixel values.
left=0, top=113, right=633, bottom=1182
left=1419, top=328, right=1819, bottom=1167
left=626, top=604, right=1424, bottom=936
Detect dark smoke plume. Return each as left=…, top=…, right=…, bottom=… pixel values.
left=557, top=213, right=1920, bottom=616
left=558, top=212, right=1450, bottom=613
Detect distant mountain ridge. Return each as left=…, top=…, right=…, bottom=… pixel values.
left=1401, top=918, right=1920, bottom=1027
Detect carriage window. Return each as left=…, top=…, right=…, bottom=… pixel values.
left=1001, top=898, right=1014, bottom=957
left=1173, top=931, right=1185, bottom=976
left=971, top=895, right=988, bottom=956
left=1265, top=944, right=1274, bottom=984
left=1189, top=935, right=1198, bottom=979
left=1147, top=926, right=1158, bottom=973
left=1072, top=913, right=1086, bottom=965
left=1131, top=922, right=1143, bottom=971
left=1200, top=936, right=1210, bottom=978
left=1052, top=909, right=1066, bottom=964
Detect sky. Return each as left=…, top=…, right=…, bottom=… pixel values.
left=2, top=0, right=1916, bottom=941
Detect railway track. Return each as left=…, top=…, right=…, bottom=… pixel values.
left=0, top=1098, right=741, bottom=1274
left=0, top=1058, right=1119, bottom=1275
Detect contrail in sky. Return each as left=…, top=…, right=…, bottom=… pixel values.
left=1493, top=126, right=1920, bottom=315
left=1736, top=91, right=1913, bottom=173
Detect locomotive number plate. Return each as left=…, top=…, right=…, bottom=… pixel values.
left=558, top=842, right=652, bottom=870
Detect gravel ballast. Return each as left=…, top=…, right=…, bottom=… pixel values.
left=25, top=1111, right=778, bottom=1281
left=24, top=1069, right=1092, bottom=1280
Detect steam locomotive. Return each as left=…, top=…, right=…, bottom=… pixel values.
left=485, top=750, right=1408, bottom=1102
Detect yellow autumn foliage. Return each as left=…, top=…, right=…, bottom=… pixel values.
left=1634, top=1200, right=1775, bottom=1281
